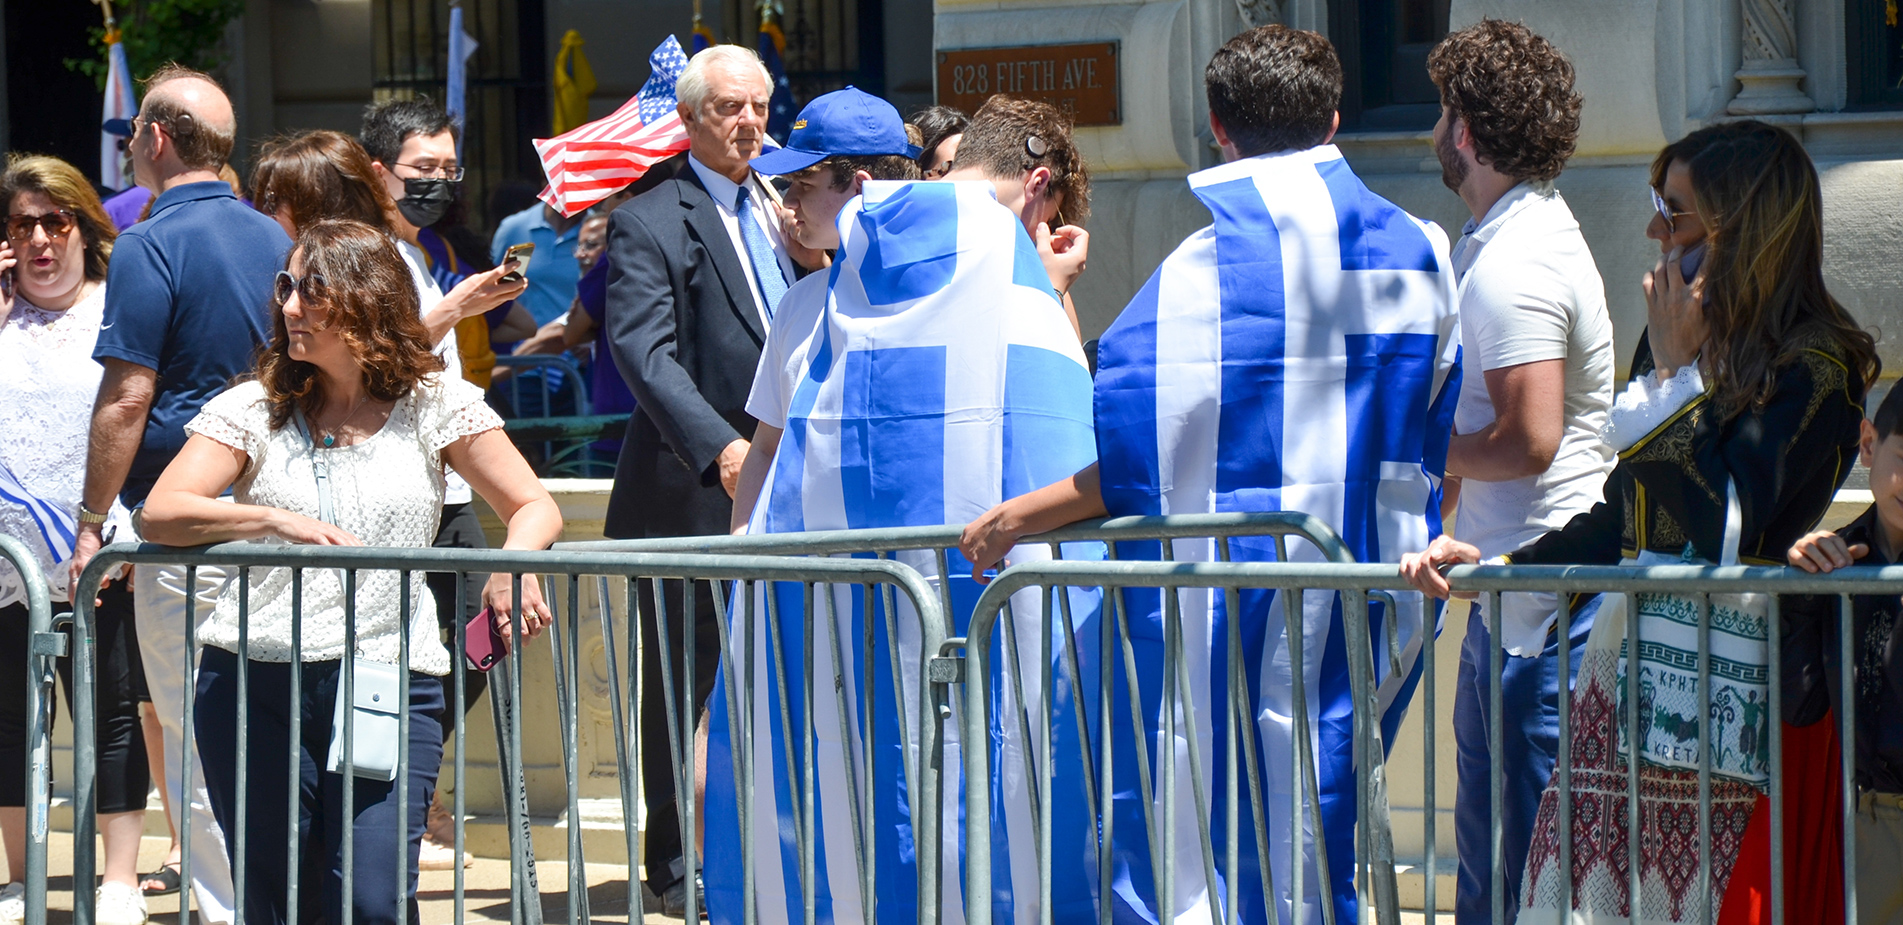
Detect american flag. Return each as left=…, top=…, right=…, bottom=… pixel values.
left=534, top=36, right=693, bottom=217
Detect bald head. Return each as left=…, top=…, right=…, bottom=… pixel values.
left=139, top=65, right=236, bottom=173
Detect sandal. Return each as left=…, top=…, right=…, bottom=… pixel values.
left=139, top=863, right=181, bottom=897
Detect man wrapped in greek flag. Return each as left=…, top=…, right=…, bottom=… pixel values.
left=705, top=172, right=1101, bottom=925
left=961, top=26, right=1460, bottom=925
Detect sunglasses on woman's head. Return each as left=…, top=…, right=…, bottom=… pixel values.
left=5, top=210, right=76, bottom=242
left=273, top=270, right=330, bottom=306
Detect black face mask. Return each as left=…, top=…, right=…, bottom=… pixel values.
left=397, top=177, right=456, bottom=227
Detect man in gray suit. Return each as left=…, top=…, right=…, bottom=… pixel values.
left=602, top=43, right=810, bottom=914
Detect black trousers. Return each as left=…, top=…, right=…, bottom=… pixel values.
left=0, top=583, right=150, bottom=813
left=638, top=576, right=722, bottom=891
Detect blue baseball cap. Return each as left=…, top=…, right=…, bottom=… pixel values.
left=751, top=86, right=922, bottom=176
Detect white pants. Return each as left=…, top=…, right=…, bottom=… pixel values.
left=133, top=559, right=235, bottom=924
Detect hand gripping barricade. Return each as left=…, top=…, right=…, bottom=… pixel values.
left=572, top=511, right=1383, bottom=925
left=21, top=521, right=1896, bottom=925
left=48, top=541, right=943, bottom=925
left=932, top=556, right=1899, bottom=925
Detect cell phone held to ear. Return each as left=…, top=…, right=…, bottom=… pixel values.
left=499, top=242, right=534, bottom=284
left=464, top=606, right=508, bottom=672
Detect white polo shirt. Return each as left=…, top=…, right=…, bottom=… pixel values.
left=1451, top=182, right=1616, bottom=649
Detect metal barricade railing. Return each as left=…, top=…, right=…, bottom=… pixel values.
left=932, top=558, right=1900, bottom=925
left=43, top=542, right=944, bottom=925
left=2, top=535, right=58, bottom=925
left=493, top=354, right=609, bottom=477
left=568, top=512, right=1361, bottom=925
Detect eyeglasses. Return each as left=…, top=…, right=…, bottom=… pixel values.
left=394, top=162, right=466, bottom=182
left=1651, top=188, right=1696, bottom=234
left=6, top=210, right=77, bottom=242
left=273, top=270, right=330, bottom=306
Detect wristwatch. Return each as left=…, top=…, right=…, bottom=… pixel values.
left=76, top=502, right=110, bottom=526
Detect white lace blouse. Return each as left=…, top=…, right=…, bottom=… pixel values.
left=185, top=375, right=504, bottom=674
left=0, top=286, right=131, bottom=606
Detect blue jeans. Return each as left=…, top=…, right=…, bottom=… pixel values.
left=1453, top=594, right=1596, bottom=925
left=195, top=646, right=445, bottom=925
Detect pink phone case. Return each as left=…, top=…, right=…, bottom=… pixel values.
left=463, top=607, right=507, bottom=672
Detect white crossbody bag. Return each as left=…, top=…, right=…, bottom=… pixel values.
left=295, top=408, right=404, bottom=782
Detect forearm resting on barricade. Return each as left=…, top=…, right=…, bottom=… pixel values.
left=143, top=434, right=362, bottom=546
left=444, top=427, right=563, bottom=644
left=960, top=462, right=1108, bottom=580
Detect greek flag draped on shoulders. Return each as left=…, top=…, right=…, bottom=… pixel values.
left=1092, top=144, right=1461, bottom=925
left=704, top=180, right=1104, bottom=925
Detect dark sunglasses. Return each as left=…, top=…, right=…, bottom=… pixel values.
left=6, top=210, right=77, bottom=242
left=273, top=270, right=330, bottom=306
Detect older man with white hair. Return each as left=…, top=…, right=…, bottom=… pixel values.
left=601, top=43, right=816, bottom=915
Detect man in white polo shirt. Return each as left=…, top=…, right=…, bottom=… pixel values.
left=1425, top=20, right=1615, bottom=924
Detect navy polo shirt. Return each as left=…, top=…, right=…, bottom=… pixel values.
left=94, top=181, right=292, bottom=507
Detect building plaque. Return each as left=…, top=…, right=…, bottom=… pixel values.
left=935, top=42, right=1121, bottom=126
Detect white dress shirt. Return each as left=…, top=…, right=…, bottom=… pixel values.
left=688, top=154, right=797, bottom=329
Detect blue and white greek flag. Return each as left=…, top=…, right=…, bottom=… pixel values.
left=704, top=180, right=1102, bottom=925
left=1092, top=146, right=1460, bottom=925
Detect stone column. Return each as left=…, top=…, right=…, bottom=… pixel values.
left=1728, top=0, right=1815, bottom=114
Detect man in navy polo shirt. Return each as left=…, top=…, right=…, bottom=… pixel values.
left=69, top=64, right=291, bottom=925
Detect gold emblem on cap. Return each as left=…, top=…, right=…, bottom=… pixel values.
left=793, top=119, right=808, bottom=129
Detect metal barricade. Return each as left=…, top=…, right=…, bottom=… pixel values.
left=933, top=557, right=1899, bottom=925
left=2, top=535, right=57, bottom=925
left=492, top=354, right=608, bottom=476
left=568, top=511, right=1361, bottom=925
left=45, top=542, right=943, bottom=925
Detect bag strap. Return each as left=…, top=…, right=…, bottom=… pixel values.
left=291, top=407, right=335, bottom=525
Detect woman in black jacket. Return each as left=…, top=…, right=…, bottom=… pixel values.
left=1403, top=119, right=1878, bottom=923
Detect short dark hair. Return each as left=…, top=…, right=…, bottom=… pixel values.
left=790, top=153, right=923, bottom=192
left=360, top=97, right=457, bottom=167
left=1427, top=20, right=1582, bottom=182
left=1874, top=385, right=1903, bottom=443
left=953, top=96, right=1090, bottom=224
left=141, top=64, right=236, bottom=172
left=1204, top=25, right=1342, bottom=157
left=908, top=104, right=969, bottom=169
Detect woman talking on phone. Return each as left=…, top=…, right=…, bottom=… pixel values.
left=139, top=219, right=561, bottom=925
left=0, top=155, right=155, bottom=925
left=1402, top=120, right=1877, bottom=922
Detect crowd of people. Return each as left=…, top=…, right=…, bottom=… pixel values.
left=0, top=15, right=1895, bottom=925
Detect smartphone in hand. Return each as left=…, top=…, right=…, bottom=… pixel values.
left=499, top=242, right=535, bottom=284
left=464, top=606, right=509, bottom=671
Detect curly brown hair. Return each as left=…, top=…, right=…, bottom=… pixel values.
left=257, top=219, right=443, bottom=431
left=1673, top=121, right=1879, bottom=420
left=952, top=95, right=1090, bottom=224
left=1426, top=20, right=1582, bottom=182
left=0, top=154, right=116, bottom=283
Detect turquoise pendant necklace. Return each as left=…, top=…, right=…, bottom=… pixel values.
left=316, top=394, right=372, bottom=449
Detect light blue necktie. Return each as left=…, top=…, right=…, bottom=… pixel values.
left=735, top=185, right=788, bottom=319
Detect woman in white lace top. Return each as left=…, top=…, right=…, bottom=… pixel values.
left=139, top=219, right=562, bottom=925
left=0, top=155, right=152, bottom=925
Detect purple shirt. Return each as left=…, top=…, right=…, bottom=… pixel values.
left=103, top=186, right=152, bottom=231
left=578, top=258, right=636, bottom=416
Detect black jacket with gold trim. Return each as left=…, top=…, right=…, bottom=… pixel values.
left=1508, top=330, right=1866, bottom=568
